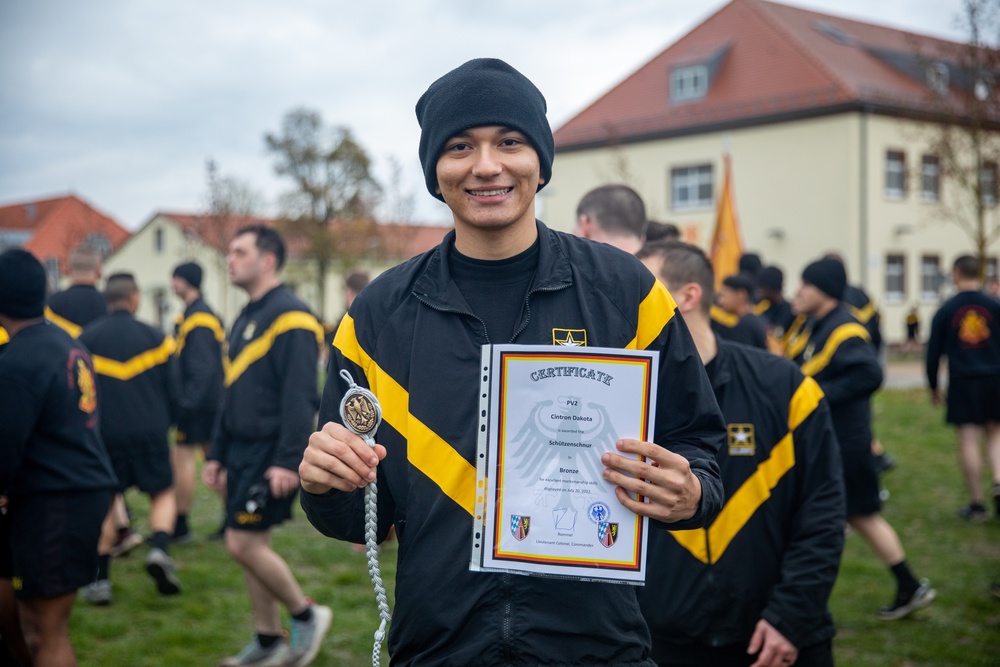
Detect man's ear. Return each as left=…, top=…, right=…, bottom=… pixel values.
left=672, top=281, right=704, bottom=315
left=576, top=214, right=594, bottom=239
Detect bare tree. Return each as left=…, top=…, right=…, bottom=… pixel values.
left=199, top=159, right=264, bottom=310
left=382, top=154, right=416, bottom=224
left=265, top=108, right=382, bottom=320
left=919, top=0, right=1000, bottom=279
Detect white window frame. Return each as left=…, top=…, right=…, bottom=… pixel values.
left=885, top=151, right=906, bottom=199
left=670, top=165, right=714, bottom=210
left=920, top=155, right=940, bottom=201
left=920, top=254, right=940, bottom=301
left=670, top=65, right=709, bottom=103
left=981, top=162, right=997, bottom=207
left=885, top=253, right=906, bottom=303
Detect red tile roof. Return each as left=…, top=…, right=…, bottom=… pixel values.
left=0, top=194, right=130, bottom=272
left=155, top=211, right=451, bottom=261
left=555, top=0, right=992, bottom=150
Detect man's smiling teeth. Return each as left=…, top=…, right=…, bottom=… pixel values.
left=468, top=187, right=512, bottom=196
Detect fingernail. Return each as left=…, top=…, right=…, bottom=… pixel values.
left=367, top=469, right=377, bottom=480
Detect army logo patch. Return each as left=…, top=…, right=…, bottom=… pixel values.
left=510, top=515, right=530, bottom=541
left=598, top=521, right=618, bottom=548
left=552, top=329, right=587, bottom=347
left=803, top=342, right=816, bottom=361
left=728, top=423, right=755, bottom=456
left=242, top=321, right=257, bottom=341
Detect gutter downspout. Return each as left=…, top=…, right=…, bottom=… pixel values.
left=859, top=108, right=869, bottom=287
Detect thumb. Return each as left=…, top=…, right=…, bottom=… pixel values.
left=747, top=620, right=765, bottom=655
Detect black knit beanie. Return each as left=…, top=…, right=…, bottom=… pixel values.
left=0, top=248, right=47, bottom=319
left=801, top=258, right=846, bottom=300
left=722, top=272, right=756, bottom=294
left=173, top=261, right=203, bottom=290
left=758, top=266, right=783, bottom=292
left=416, top=58, right=554, bottom=201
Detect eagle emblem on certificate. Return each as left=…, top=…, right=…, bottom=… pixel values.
left=471, top=345, right=657, bottom=584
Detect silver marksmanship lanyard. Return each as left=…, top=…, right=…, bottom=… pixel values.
left=339, top=369, right=391, bottom=667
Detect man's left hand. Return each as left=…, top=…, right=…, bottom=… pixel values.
left=265, top=466, right=300, bottom=498
left=601, top=439, right=702, bottom=522
left=747, top=619, right=798, bottom=667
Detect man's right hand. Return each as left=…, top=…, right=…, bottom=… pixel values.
left=202, top=460, right=225, bottom=491
left=300, top=421, right=387, bottom=494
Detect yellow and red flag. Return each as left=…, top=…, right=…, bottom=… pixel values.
left=708, top=154, right=744, bottom=292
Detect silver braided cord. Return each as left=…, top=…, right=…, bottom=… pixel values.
left=364, top=448, right=391, bottom=667
left=338, top=370, right=391, bottom=667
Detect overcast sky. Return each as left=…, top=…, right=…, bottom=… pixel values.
left=0, top=0, right=969, bottom=229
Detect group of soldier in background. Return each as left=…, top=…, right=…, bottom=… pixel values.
left=2, top=177, right=998, bottom=666
left=0, top=227, right=342, bottom=666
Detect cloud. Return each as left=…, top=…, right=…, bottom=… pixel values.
left=0, top=0, right=966, bottom=227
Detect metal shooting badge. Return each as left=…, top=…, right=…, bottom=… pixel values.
left=339, top=369, right=382, bottom=446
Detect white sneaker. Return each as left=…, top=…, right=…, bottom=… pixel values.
left=145, top=547, right=181, bottom=595
left=82, top=579, right=112, bottom=605
left=288, top=604, right=332, bottom=667
left=218, top=638, right=292, bottom=667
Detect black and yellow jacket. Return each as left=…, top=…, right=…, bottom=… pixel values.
left=710, top=305, right=767, bottom=350
left=46, top=284, right=107, bottom=337
left=842, top=284, right=882, bottom=353
left=787, top=304, right=882, bottom=450
left=639, top=339, right=845, bottom=662
left=78, top=310, right=178, bottom=450
left=0, top=322, right=117, bottom=495
left=173, top=297, right=225, bottom=418
left=302, top=221, right=725, bottom=667
left=925, top=290, right=1000, bottom=389
left=210, top=285, right=322, bottom=472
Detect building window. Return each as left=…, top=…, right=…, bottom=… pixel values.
left=981, top=162, right=997, bottom=207
left=885, top=151, right=906, bottom=199
left=987, top=257, right=998, bottom=281
left=45, top=257, right=60, bottom=292
left=84, top=233, right=113, bottom=258
left=920, top=255, right=940, bottom=300
left=921, top=155, right=940, bottom=201
left=670, top=65, right=709, bottom=103
left=926, top=62, right=950, bottom=94
left=154, top=227, right=164, bottom=254
left=670, top=165, right=713, bottom=210
left=152, top=288, right=168, bottom=331
left=885, top=254, right=906, bottom=302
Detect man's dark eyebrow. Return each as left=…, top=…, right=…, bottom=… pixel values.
left=448, top=126, right=520, bottom=140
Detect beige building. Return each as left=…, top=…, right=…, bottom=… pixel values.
left=105, top=212, right=451, bottom=333
left=543, top=0, right=1000, bottom=343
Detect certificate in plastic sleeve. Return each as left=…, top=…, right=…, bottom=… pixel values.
left=471, top=344, right=657, bottom=584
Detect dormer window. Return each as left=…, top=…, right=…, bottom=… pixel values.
left=926, top=62, right=949, bottom=94
left=671, top=65, right=709, bottom=102
left=976, top=72, right=993, bottom=101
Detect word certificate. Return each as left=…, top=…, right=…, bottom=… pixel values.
left=471, top=345, right=658, bottom=584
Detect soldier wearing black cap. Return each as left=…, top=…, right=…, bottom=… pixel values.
left=790, top=257, right=934, bottom=620
left=0, top=248, right=116, bottom=667
left=170, top=261, right=225, bottom=542
left=299, top=58, right=724, bottom=666
left=754, top=265, right=795, bottom=348
left=79, top=273, right=182, bottom=603
left=711, top=273, right=767, bottom=349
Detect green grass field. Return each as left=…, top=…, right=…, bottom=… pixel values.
left=67, top=388, right=999, bottom=665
